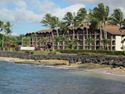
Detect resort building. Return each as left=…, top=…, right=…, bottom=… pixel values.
left=24, top=24, right=125, bottom=51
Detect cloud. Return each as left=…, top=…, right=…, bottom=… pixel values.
left=52, top=4, right=85, bottom=19
left=64, top=0, right=104, bottom=4
left=0, top=0, right=42, bottom=23
left=65, top=0, right=125, bottom=16
left=0, top=8, right=42, bottom=23
left=15, top=1, right=27, bottom=9
left=0, top=0, right=85, bottom=23
left=29, top=0, right=59, bottom=13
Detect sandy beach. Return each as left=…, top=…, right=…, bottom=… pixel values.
left=1, top=57, right=125, bottom=77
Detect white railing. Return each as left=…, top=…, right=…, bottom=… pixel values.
left=20, top=47, right=35, bottom=51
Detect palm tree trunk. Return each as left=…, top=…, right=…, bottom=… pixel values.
left=83, top=32, right=85, bottom=49
left=100, top=28, right=103, bottom=50
left=51, top=32, right=54, bottom=50
left=76, top=32, right=79, bottom=50
left=94, top=31, right=96, bottom=50
left=2, top=35, right=4, bottom=50
left=87, top=28, right=88, bottom=50
left=71, top=27, right=75, bottom=50
left=56, top=29, right=60, bottom=50
left=72, top=28, right=75, bottom=40
left=62, top=34, right=65, bottom=50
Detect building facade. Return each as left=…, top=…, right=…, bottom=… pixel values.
left=24, top=24, right=125, bottom=51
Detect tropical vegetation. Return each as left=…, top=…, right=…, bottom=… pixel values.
left=0, top=20, right=22, bottom=51
left=41, top=3, right=125, bottom=50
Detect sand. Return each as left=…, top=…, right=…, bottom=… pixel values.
left=0, top=57, right=125, bottom=77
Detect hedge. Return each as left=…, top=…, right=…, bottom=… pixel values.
left=58, top=50, right=125, bottom=56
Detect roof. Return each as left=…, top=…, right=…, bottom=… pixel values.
left=37, top=29, right=54, bottom=33
left=26, top=24, right=125, bottom=36
left=103, top=24, right=125, bottom=35
left=26, top=29, right=54, bottom=35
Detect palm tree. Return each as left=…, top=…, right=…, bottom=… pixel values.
left=77, top=8, right=87, bottom=26
left=123, top=19, right=125, bottom=28
left=90, top=3, right=109, bottom=50
left=63, top=9, right=87, bottom=49
left=39, top=37, right=48, bottom=50
left=65, top=38, right=77, bottom=50
left=86, top=37, right=94, bottom=50
left=109, top=8, right=124, bottom=29
left=63, top=12, right=78, bottom=40
left=0, top=34, right=3, bottom=49
left=103, top=39, right=110, bottom=50
left=22, top=37, right=30, bottom=47
left=41, top=14, right=60, bottom=50
left=0, top=21, right=12, bottom=50
left=91, top=3, right=109, bottom=26
left=41, top=13, right=60, bottom=33
left=54, top=35, right=63, bottom=49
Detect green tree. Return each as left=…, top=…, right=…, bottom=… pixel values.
left=41, top=14, right=61, bottom=50
left=63, top=9, right=87, bottom=49
left=77, top=8, right=87, bottom=25
left=103, top=39, right=110, bottom=50
left=109, top=8, right=124, bottom=28
left=65, top=37, right=78, bottom=50
left=22, top=37, right=30, bottom=47
left=90, top=3, right=109, bottom=50
left=0, top=21, right=12, bottom=50
left=41, top=13, right=60, bottom=35
left=54, top=36, right=63, bottom=49
left=86, top=38, right=94, bottom=50
left=63, top=12, right=78, bottom=40
left=91, top=3, right=109, bottom=26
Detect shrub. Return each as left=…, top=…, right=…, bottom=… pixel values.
left=58, top=50, right=125, bottom=56
left=24, top=50, right=34, bottom=54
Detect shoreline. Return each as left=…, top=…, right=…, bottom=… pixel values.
left=1, top=57, right=125, bottom=77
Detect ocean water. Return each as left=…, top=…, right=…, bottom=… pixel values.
left=0, top=61, right=125, bottom=94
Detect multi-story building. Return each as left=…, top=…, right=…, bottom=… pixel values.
left=24, top=24, right=125, bottom=51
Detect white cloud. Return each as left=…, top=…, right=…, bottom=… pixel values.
left=52, top=4, right=85, bottom=19
left=11, top=32, right=18, bottom=36
left=65, top=0, right=125, bottom=16
left=1, top=0, right=125, bottom=24
left=0, top=0, right=85, bottom=23
left=15, top=1, right=27, bottom=9
left=29, top=0, right=59, bottom=13
left=0, top=8, right=42, bottom=23
left=0, top=0, right=43, bottom=23
left=65, top=0, right=102, bottom=4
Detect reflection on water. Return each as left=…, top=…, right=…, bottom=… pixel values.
left=0, top=61, right=125, bottom=94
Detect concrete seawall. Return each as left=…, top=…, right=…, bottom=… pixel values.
left=0, top=51, right=125, bottom=67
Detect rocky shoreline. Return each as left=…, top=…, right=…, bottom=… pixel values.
left=1, top=51, right=125, bottom=77
left=1, top=51, right=125, bottom=67
left=1, top=56, right=125, bottom=77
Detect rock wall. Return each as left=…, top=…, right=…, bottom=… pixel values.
left=0, top=51, right=125, bottom=67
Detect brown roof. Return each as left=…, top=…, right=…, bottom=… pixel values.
left=26, top=25, right=125, bottom=36
left=37, top=29, right=53, bottom=33
left=26, top=29, right=54, bottom=35
left=103, top=24, right=125, bottom=35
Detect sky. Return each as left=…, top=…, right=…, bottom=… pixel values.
left=0, top=0, right=125, bottom=35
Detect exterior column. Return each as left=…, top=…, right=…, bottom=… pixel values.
left=77, top=33, right=79, bottom=50
left=100, top=29, right=103, bottom=50
left=110, top=35, right=113, bottom=51
left=35, top=36, right=38, bottom=47
left=86, top=28, right=88, bottom=50
left=83, top=31, right=85, bottom=49
left=94, top=31, right=96, bottom=50
left=22, top=37, right=24, bottom=46
left=29, top=37, right=31, bottom=47
left=105, top=32, right=108, bottom=50
left=62, top=34, right=65, bottom=50
left=51, top=32, right=55, bottom=50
